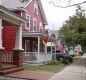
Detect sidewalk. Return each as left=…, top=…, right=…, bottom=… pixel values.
left=49, top=54, right=86, bottom=80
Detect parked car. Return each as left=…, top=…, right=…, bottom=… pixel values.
left=52, top=50, right=73, bottom=62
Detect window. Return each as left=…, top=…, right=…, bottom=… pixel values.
left=26, top=14, right=30, bottom=30
left=33, top=18, right=37, bottom=31
left=34, top=0, right=38, bottom=15
left=39, top=22, right=43, bottom=32
left=25, top=40, right=30, bottom=56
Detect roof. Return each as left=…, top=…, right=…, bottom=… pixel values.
left=38, top=0, right=48, bottom=25
left=1, top=0, right=48, bottom=25
left=0, top=5, right=27, bottom=25
left=1, top=0, right=29, bottom=9
left=23, top=31, right=56, bottom=42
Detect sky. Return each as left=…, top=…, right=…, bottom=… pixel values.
left=41, top=0, right=77, bottom=30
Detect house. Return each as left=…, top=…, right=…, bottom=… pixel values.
left=46, top=29, right=60, bottom=52
left=0, top=5, right=27, bottom=75
left=1, top=0, right=56, bottom=66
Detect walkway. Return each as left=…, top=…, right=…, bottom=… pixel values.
left=49, top=54, right=86, bottom=80
left=4, top=70, right=55, bottom=80
left=4, top=54, right=86, bottom=80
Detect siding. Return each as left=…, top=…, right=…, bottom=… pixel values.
left=2, top=0, right=46, bottom=52
left=23, top=0, right=45, bottom=32
left=2, top=26, right=17, bottom=52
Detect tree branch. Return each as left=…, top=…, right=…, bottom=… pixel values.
left=49, top=0, right=86, bottom=8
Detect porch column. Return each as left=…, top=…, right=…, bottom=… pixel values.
left=0, top=18, right=4, bottom=49
left=55, top=45, right=57, bottom=60
left=13, top=26, right=23, bottom=67
left=37, top=36, right=40, bottom=63
left=14, top=26, right=23, bottom=50
left=45, top=45, right=47, bottom=61
left=0, top=18, right=4, bottom=70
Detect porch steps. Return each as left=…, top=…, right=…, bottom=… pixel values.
left=2, top=65, right=17, bottom=70
left=0, top=67, right=24, bottom=76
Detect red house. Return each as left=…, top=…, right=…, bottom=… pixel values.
left=1, top=0, right=56, bottom=67
left=0, top=5, right=27, bottom=75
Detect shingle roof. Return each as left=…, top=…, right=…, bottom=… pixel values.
left=1, top=0, right=29, bottom=9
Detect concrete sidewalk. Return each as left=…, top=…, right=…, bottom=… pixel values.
left=49, top=54, right=86, bottom=80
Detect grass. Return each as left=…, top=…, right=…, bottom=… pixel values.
left=24, top=64, right=65, bottom=73
left=73, top=55, right=81, bottom=61
left=24, top=55, right=82, bottom=73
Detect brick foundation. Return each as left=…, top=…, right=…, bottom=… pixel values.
left=13, top=50, right=23, bottom=67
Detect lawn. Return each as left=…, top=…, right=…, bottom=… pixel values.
left=24, top=64, right=65, bottom=73
left=24, top=55, right=81, bottom=73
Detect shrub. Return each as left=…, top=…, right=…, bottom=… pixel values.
left=68, top=56, right=73, bottom=63
left=62, top=58, right=69, bottom=65
left=47, top=60, right=62, bottom=65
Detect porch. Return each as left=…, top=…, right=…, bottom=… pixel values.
left=23, top=52, right=52, bottom=64
left=0, top=5, right=27, bottom=75
left=23, top=32, right=56, bottom=65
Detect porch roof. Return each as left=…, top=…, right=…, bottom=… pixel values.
left=0, top=5, right=27, bottom=26
left=22, top=31, right=56, bottom=42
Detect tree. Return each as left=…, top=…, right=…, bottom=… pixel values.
left=59, top=6, right=86, bottom=51
left=49, top=0, right=86, bottom=8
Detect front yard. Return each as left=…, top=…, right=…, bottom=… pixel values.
left=24, top=63, right=66, bottom=73
left=24, top=55, right=81, bottom=73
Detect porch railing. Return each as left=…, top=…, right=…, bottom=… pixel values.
left=23, top=52, right=52, bottom=63
left=1, top=52, right=52, bottom=63
left=2, top=52, right=13, bottom=63
left=23, top=52, right=37, bottom=62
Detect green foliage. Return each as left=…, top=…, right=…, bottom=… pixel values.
left=61, top=56, right=73, bottom=65
left=62, top=58, right=69, bottom=64
left=67, top=56, right=73, bottom=63
left=59, top=6, right=86, bottom=49
left=47, top=60, right=62, bottom=65
left=24, top=64, right=65, bottom=73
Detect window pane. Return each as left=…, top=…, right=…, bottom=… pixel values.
left=34, top=0, right=38, bottom=15
left=33, top=19, right=37, bottom=31
left=26, top=15, right=30, bottom=29
left=27, top=23, right=29, bottom=28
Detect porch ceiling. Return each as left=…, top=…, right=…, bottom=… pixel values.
left=0, top=5, right=27, bottom=26
left=22, top=31, right=56, bottom=42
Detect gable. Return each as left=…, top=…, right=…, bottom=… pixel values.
left=25, top=0, right=48, bottom=25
